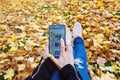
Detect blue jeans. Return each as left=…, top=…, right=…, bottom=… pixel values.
left=51, top=37, right=90, bottom=80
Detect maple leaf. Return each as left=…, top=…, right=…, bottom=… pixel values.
left=4, top=69, right=14, bottom=80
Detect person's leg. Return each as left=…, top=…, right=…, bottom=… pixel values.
left=50, top=70, right=62, bottom=80
left=73, top=37, right=87, bottom=62
left=73, top=22, right=90, bottom=80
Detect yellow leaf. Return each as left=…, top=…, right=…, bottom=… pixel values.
left=97, top=1, right=104, bottom=7
left=91, top=23, right=99, bottom=28
left=18, top=50, right=27, bottom=56
left=19, top=41, right=25, bottom=47
left=31, top=63, right=38, bottom=69
left=82, top=30, right=87, bottom=37
left=0, top=38, right=3, bottom=41
left=97, top=69, right=102, bottom=77
left=84, top=40, right=89, bottom=47
left=7, top=38, right=12, bottom=43
left=0, top=72, right=3, bottom=75
left=0, top=53, right=7, bottom=58
left=87, top=50, right=92, bottom=59
left=95, top=34, right=104, bottom=44
left=103, top=44, right=109, bottom=50
left=40, top=40, right=47, bottom=44
left=86, top=22, right=90, bottom=26
left=14, top=56, right=24, bottom=61
left=77, top=14, right=85, bottom=20
left=0, top=25, right=5, bottom=30
left=104, top=26, right=109, bottom=33
left=4, top=69, right=14, bottom=80
left=82, top=3, right=89, bottom=8
left=18, top=64, right=26, bottom=71
left=70, top=1, right=78, bottom=6
left=101, top=72, right=116, bottom=79
left=93, top=39, right=103, bottom=48
left=10, top=46, right=18, bottom=52
left=42, top=25, right=48, bottom=29
left=112, top=65, right=120, bottom=70
left=86, top=27, right=91, bottom=32
left=111, top=17, right=118, bottom=22
left=12, top=35, right=18, bottom=41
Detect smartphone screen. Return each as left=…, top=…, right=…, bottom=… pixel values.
left=49, top=25, right=66, bottom=58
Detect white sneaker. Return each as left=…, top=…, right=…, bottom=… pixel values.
left=73, top=22, right=83, bottom=39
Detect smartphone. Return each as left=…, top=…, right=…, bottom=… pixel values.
left=49, top=25, right=66, bottom=58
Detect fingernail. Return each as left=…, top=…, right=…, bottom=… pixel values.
left=61, top=38, right=63, bottom=41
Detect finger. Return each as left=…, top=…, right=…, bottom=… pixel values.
left=66, top=45, right=73, bottom=53
left=43, top=41, right=49, bottom=59
left=60, top=38, right=65, bottom=53
left=66, top=45, right=74, bottom=60
left=45, top=41, right=49, bottom=54
left=49, top=54, right=59, bottom=66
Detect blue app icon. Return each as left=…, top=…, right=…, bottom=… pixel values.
left=54, top=51, right=60, bottom=57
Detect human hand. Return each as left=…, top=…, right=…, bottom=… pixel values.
left=35, top=41, right=50, bottom=60
left=49, top=38, right=74, bottom=70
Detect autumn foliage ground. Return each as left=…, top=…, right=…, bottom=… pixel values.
left=0, top=0, right=120, bottom=80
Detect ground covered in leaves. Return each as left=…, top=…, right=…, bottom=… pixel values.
left=0, top=0, right=120, bottom=80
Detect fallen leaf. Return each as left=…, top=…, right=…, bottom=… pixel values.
left=4, top=68, right=14, bottom=80
left=97, top=57, right=106, bottom=66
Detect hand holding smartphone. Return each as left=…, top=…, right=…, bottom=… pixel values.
left=49, top=25, right=66, bottom=58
